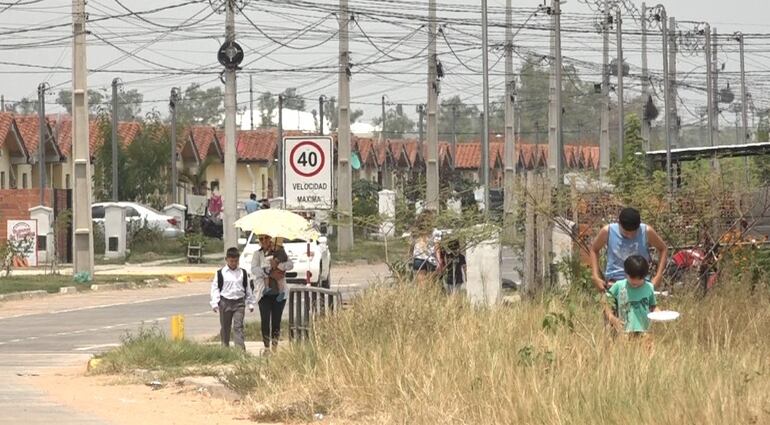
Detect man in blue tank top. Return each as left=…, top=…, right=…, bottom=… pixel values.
left=589, top=207, right=668, bottom=292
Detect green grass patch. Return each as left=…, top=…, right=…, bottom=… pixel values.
left=0, top=274, right=170, bottom=295
left=205, top=320, right=290, bottom=343
left=330, top=237, right=408, bottom=265
left=92, top=326, right=249, bottom=377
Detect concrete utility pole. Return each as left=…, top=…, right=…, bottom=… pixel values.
left=659, top=6, right=672, bottom=192
left=737, top=32, right=749, bottom=142
left=337, top=0, right=354, bottom=252
left=37, top=83, right=47, bottom=206
left=481, top=0, right=490, bottom=209
left=170, top=87, right=180, bottom=204
left=547, top=0, right=564, bottom=186
left=223, top=0, right=238, bottom=251
left=616, top=8, right=625, bottom=160
left=425, top=0, right=439, bottom=211
left=111, top=78, right=120, bottom=201
left=319, top=96, right=325, bottom=136
left=380, top=95, right=386, bottom=142
left=417, top=104, right=425, bottom=144
left=712, top=27, right=719, bottom=145
left=668, top=17, right=678, bottom=149
left=71, top=0, right=94, bottom=275
left=451, top=104, right=457, bottom=167
left=249, top=75, right=254, bottom=130
left=640, top=2, right=650, bottom=149
left=277, top=94, right=283, bottom=197
left=503, top=0, right=516, bottom=239
left=705, top=25, right=715, bottom=148
left=600, top=0, right=610, bottom=176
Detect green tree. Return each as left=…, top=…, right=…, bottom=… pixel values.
left=112, top=88, right=143, bottom=121
left=439, top=96, right=480, bottom=141
left=258, top=91, right=276, bottom=128
left=607, top=113, right=648, bottom=197
left=55, top=90, right=106, bottom=115
left=323, top=96, right=363, bottom=131
left=281, top=88, right=305, bottom=111
left=121, top=114, right=171, bottom=209
left=372, top=104, right=415, bottom=139
left=176, top=83, right=223, bottom=126
left=92, top=114, right=128, bottom=201
left=9, top=97, right=38, bottom=115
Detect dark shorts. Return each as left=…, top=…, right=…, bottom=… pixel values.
left=413, top=258, right=437, bottom=273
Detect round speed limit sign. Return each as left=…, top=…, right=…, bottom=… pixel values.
left=289, top=140, right=326, bottom=178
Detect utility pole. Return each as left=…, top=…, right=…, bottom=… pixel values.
left=71, top=0, right=94, bottom=275
left=669, top=17, right=678, bottom=149
left=503, top=0, right=516, bottom=239
left=37, top=83, right=47, bottom=206
left=426, top=0, right=439, bottom=211
left=249, top=74, right=254, bottom=130
left=737, top=32, right=748, bottom=143
left=170, top=87, right=180, bottom=204
left=712, top=27, right=719, bottom=145
left=417, top=104, right=425, bottom=145
left=277, top=94, right=283, bottom=197
left=319, top=96, right=325, bottom=136
left=600, top=0, right=610, bottom=176
left=616, top=8, right=625, bottom=160
left=111, top=78, right=119, bottom=201
left=451, top=105, right=457, bottom=167
left=337, top=0, right=354, bottom=252
left=659, top=6, right=672, bottom=192
left=705, top=25, right=715, bottom=149
left=481, top=0, right=490, bottom=209
left=380, top=95, right=386, bottom=142
left=547, top=0, right=563, bottom=186
left=640, top=2, right=650, bottom=149
left=222, top=0, right=238, bottom=251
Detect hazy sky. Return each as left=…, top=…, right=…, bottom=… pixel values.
left=1, top=0, right=767, bottom=129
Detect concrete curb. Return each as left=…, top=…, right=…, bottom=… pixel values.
left=59, top=286, right=78, bottom=294
left=0, top=290, right=48, bottom=302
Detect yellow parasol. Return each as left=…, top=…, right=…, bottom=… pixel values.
left=233, top=209, right=319, bottom=241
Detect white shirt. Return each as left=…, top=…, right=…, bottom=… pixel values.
left=250, top=248, right=294, bottom=302
left=210, top=266, right=256, bottom=309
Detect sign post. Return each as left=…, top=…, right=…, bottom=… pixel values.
left=283, top=136, right=334, bottom=211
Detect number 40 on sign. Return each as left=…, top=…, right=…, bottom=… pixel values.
left=283, top=137, right=334, bottom=210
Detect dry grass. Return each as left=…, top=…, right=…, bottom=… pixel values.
left=224, top=282, right=770, bottom=424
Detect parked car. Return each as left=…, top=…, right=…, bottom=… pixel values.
left=92, top=202, right=184, bottom=239
left=239, top=231, right=332, bottom=288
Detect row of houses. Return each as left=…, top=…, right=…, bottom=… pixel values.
left=0, top=112, right=601, bottom=204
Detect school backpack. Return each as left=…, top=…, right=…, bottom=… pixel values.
left=217, top=268, right=253, bottom=292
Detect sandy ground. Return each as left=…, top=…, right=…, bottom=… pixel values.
left=27, top=367, right=271, bottom=425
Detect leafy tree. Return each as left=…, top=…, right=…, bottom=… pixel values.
left=92, top=114, right=127, bottom=201
left=281, top=88, right=305, bottom=111
left=323, top=96, right=363, bottom=131
left=372, top=104, right=415, bottom=139
left=439, top=95, right=481, bottom=141
left=8, top=97, right=38, bottom=115
left=176, top=83, right=223, bottom=126
left=55, top=90, right=106, bottom=115
left=258, top=91, right=276, bottom=128
left=113, top=88, right=143, bottom=121
left=607, top=113, right=649, bottom=198
left=121, top=114, right=172, bottom=209
left=352, top=179, right=381, bottom=221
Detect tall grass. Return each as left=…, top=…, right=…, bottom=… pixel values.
left=227, top=283, right=770, bottom=424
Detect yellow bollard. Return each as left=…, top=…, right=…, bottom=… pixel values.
left=171, top=314, right=185, bottom=341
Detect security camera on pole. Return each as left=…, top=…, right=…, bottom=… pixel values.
left=214, top=0, right=246, bottom=253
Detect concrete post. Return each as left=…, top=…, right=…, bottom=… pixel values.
left=29, top=206, right=54, bottom=264
left=551, top=218, right=574, bottom=288
left=163, top=204, right=187, bottom=233
left=447, top=197, right=462, bottom=215
left=523, top=171, right=536, bottom=296
left=465, top=225, right=502, bottom=306
left=103, top=203, right=126, bottom=259
left=377, top=189, right=396, bottom=238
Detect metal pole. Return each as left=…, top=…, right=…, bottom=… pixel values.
left=426, top=0, right=439, bottom=211
left=319, top=96, right=325, bottom=136
left=451, top=104, right=457, bottom=168
left=249, top=74, right=254, bottom=130
left=669, top=17, right=678, bottom=149
left=712, top=27, right=719, bottom=145
left=705, top=25, right=715, bottom=149
left=337, top=0, right=354, bottom=251
left=660, top=7, right=672, bottom=192
left=503, top=0, right=516, bottom=239
left=37, top=83, right=46, bottom=206
left=223, top=0, right=238, bottom=251
left=381, top=95, right=386, bottom=141
left=548, top=0, right=563, bottom=186
left=111, top=78, right=119, bottom=201
left=170, top=88, right=179, bottom=205
left=616, top=8, right=625, bottom=160
left=417, top=104, right=424, bottom=144
left=640, top=2, right=650, bottom=149
left=71, top=0, right=94, bottom=275
left=277, top=94, right=283, bottom=197
left=738, top=32, right=748, bottom=143
left=600, top=0, right=610, bottom=176
left=481, top=0, right=490, bottom=210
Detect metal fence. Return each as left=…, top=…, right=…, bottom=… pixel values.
left=287, top=285, right=342, bottom=342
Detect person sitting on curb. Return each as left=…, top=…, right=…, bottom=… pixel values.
left=210, top=247, right=255, bottom=349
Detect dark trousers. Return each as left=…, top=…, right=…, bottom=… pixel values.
left=258, top=294, right=286, bottom=348
left=219, top=297, right=245, bottom=349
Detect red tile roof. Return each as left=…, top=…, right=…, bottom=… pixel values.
left=187, top=126, right=221, bottom=162
left=14, top=115, right=42, bottom=155
left=0, top=112, right=14, bottom=149
left=354, top=137, right=377, bottom=166
left=234, top=129, right=277, bottom=162
left=454, top=142, right=504, bottom=169
left=51, top=117, right=140, bottom=158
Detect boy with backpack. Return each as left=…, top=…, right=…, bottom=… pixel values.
left=210, top=247, right=255, bottom=349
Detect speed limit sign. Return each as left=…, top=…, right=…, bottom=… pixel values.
left=284, top=136, right=333, bottom=210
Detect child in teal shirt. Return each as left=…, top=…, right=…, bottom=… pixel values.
left=604, top=255, right=659, bottom=334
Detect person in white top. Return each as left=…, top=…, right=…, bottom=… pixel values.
left=251, top=235, right=293, bottom=351
left=210, top=247, right=256, bottom=349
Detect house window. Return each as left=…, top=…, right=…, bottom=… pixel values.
left=65, top=174, right=71, bottom=189
left=261, top=174, right=266, bottom=198
left=22, top=173, right=28, bottom=189
left=0, top=171, right=4, bottom=189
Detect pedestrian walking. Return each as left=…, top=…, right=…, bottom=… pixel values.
left=602, top=255, right=659, bottom=336
left=210, top=247, right=255, bottom=349
left=244, top=193, right=260, bottom=214
left=251, top=235, right=293, bottom=353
